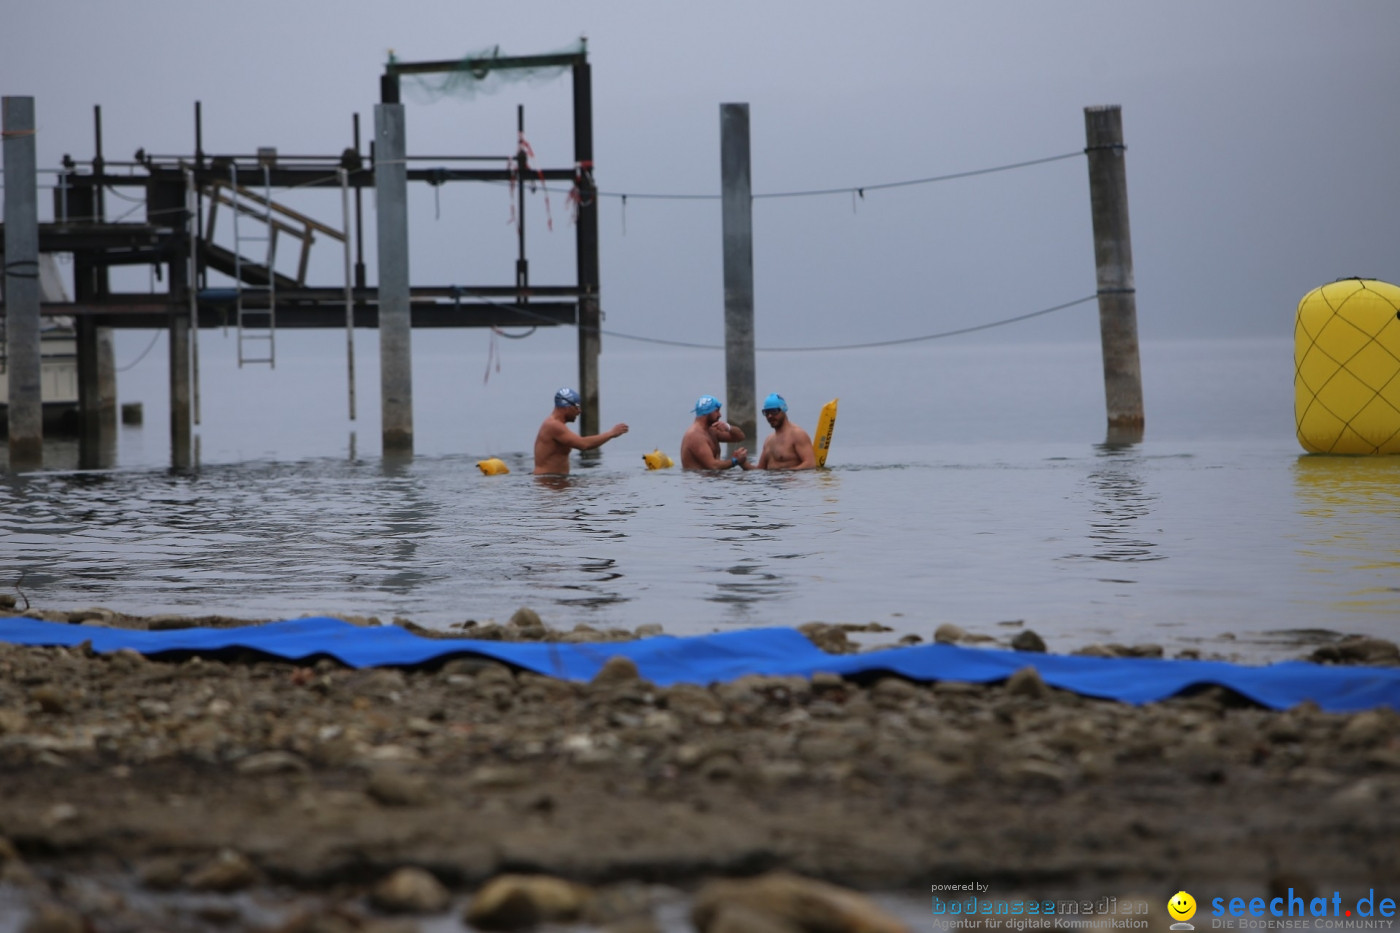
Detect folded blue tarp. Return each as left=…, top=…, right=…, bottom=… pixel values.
left=2, top=616, right=1397, bottom=713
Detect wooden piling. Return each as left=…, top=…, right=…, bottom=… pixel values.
left=374, top=102, right=414, bottom=454
left=3, top=96, right=42, bottom=468
left=720, top=103, right=757, bottom=447
left=573, top=60, right=602, bottom=439
left=1084, top=105, right=1144, bottom=436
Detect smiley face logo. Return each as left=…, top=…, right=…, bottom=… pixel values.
left=1168, top=891, right=1197, bottom=923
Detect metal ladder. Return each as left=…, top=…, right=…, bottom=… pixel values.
left=229, top=163, right=277, bottom=367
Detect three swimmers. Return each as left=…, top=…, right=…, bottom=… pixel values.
left=532, top=387, right=815, bottom=474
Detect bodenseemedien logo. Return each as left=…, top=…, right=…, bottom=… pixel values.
left=1169, top=891, right=1198, bottom=931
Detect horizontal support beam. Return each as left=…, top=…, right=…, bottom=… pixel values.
left=4, top=299, right=578, bottom=330
left=44, top=165, right=578, bottom=191
left=386, top=52, right=585, bottom=76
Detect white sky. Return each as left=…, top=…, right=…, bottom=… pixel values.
left=4, top=0, right=1399, bottom=347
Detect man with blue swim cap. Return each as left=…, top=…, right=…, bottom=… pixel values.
left=756, top=392, right=815, bottom=470
left=681, top=395, right=750, bottom=470
left=533, top=387, right=629, bottom=475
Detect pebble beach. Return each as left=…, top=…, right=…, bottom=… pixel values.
left=1, top=602, right=1398, bottom=932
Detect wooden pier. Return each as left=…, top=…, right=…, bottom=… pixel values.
left=2, top=45, right=601, bottom=468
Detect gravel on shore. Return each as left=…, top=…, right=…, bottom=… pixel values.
left=0, top=604, right=1397, bottom=933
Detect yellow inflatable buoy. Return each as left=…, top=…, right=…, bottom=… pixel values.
left=812, top=398, right=838, bottom=467
left=476, top=457, right=510, bottom=475
left=643, top=449, right=674, bottom=470
left=1295, top=278, right=1400, bottom=454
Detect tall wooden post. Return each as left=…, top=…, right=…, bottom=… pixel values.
left=375, top=100, right=414, bottom=455
left=3, top=96, right=42, bottom=469
left=145, top=177, right=193, bottom=468
left=720, top=103, right=757, bottom=447
left=573, top=60, right=602, bottom=439
left=1084, top=105, right=1144, bottom=438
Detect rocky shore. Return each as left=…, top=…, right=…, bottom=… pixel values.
left=0, top=603, right=1397, bottom=933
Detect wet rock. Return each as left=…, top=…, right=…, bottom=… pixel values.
left=146, top=614, right=197, bottom=631
left=1011, top=630, right=1047, bottom=653
left=509, top=607, right=543, bottom=629
left=1004, top=666, right=1050, bottom=699
left=69, top=607, right=116, bottom=625
left=235, top=750, right=311, bottom=775
left=933, top=623, right=966, bottom=644
left=797, top=623, right=852, bottom=654
left=692, top=871, right=908, bottom=933
left=370, top=866, right=451, bottom=914
left=367, top=769, right=432, bottom=807
left=29, top=686, right=69, bottom=715
left=1074, top=643, right=1163, bottom=659
left=468, top=765, right=532, bottom=790
left=870, top=676, right=921, bottom=706
left=563, top=624, right=607, bottom=644
left=465, top=874, right=595, bottom=930
left=663, top=680, right=728, bottom=722
left=1312, top=636, right=1400, bottom=666
left=592, top=655, right=641, bottom=687
left=634, top=623, right=664, bottom=638
left=1339, top=710, right=1397, bottom=747
left=185, top=848, right=258, bottom=892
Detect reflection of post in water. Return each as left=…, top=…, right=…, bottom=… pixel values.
left=1083, top=438, right=1160, bottom=563
left=1292, top=456, right=1400, bottom=612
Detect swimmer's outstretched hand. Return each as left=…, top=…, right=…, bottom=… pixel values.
left=610, top=423, right=629, bottom=438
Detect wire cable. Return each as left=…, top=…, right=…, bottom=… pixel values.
left=476, top=293, right=1098, bottom=352
left=116, top=331, right=162, bottom=372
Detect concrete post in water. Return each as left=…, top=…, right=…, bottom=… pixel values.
left=1084, top=105, right=1144, bottom=440
left=720, top=103, right=757, bottom=447
left=374, top=102, right=413, bottom=454
left=3, top=97, right=42, bottom=468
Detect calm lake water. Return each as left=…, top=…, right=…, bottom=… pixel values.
left=3, top=332, right=1397, bottom=662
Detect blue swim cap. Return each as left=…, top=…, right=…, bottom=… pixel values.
left=554, top=387, right=581, bottom=408
left=762, top=393, right=788, bottom=413
left=694, top=395, right=722, bottom=415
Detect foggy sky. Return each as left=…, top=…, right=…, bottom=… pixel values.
left=4, top=0, right=1398, bottom=349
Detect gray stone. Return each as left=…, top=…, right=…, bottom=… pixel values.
left=370, top=866, right=451, bottom=914
left=591, top=655, right=641, bottom=687
left=1011, top=630, right=1047, bottom=652
left=1004, top=666, right=1050, bottom=699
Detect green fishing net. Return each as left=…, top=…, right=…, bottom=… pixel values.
left=388, top=39, right=586, bottom=103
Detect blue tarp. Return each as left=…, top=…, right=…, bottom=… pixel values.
left=2, top=616, right=1397, bottom=713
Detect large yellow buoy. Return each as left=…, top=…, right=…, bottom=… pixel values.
left=1295, top=278, right=1400, bottom=454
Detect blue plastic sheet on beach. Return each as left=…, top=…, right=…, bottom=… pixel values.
left=2, top=616, right=1398, bottom=713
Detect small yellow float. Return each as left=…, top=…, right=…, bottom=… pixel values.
left=476, top=457, right=510, bottom=475
left=642, top=449, right=674, bottom=470
left=1295, top=278, right=1400, bottom=454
